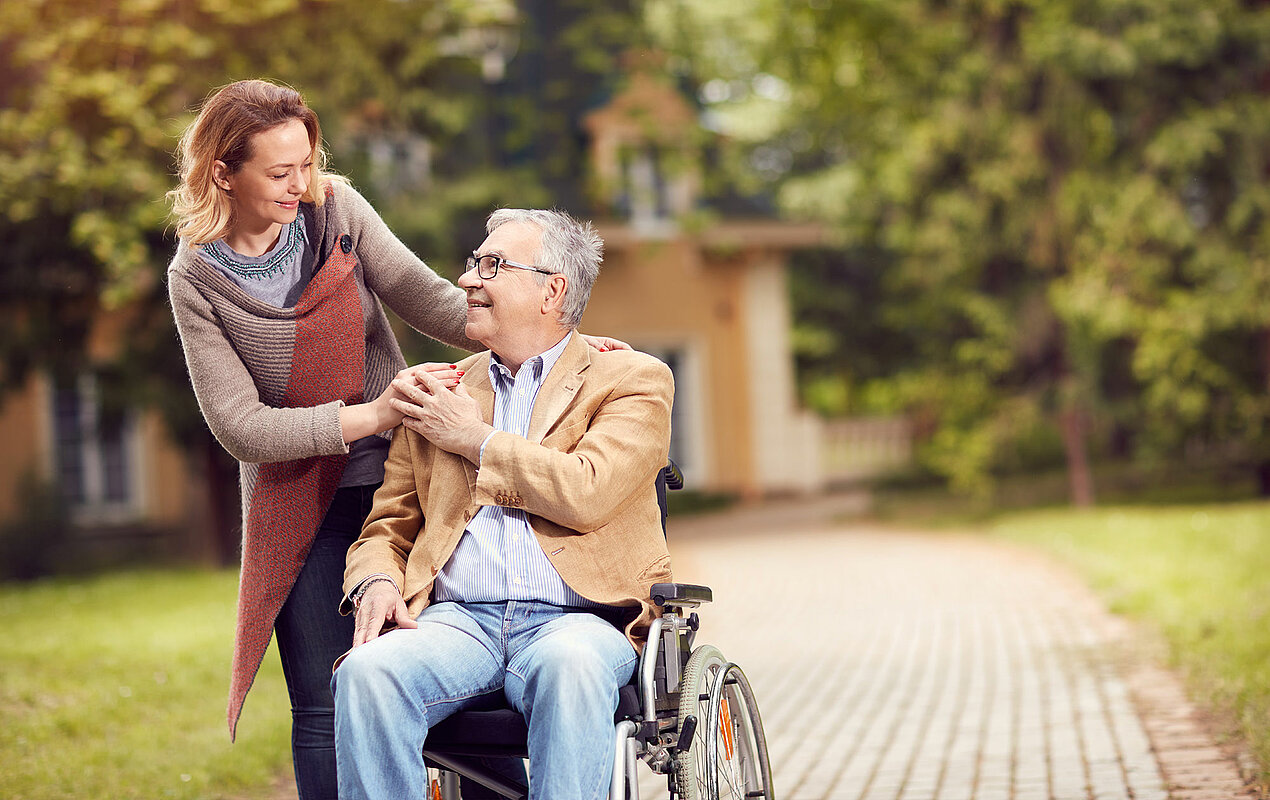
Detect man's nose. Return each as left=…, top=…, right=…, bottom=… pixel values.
left=458, top=269, right=480, bottom=289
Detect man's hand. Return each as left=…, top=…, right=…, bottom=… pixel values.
left=390, top=369, right=493, bottom=464
left=352, top=581, right=418, bottom=648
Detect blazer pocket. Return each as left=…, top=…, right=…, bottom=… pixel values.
left=543, top=417, right=590, bottom=447
left=637, top=553, right=673, bottom=582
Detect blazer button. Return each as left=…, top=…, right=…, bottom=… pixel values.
left=340, top=234, right=353, bottom=254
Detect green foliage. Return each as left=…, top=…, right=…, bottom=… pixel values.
left=994, top=502, right=1270, bottom=787
left=0, top=569, right=292, bottom=799
left=0, top=0, right=651, bottom=402
left=650, top=0, right=1270, bottom=495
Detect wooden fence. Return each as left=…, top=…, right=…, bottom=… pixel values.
left=819, top=415, right=913, bottom=483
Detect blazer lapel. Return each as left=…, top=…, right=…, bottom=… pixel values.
left=527, top=332, right=590, bottom=444
left=462, top=353, right=495, bottom=491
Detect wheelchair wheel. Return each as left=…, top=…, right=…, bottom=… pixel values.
left=675, top=645, right=774, bottom=799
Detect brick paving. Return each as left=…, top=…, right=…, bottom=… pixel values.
left=656, top=494, right=1259, bottom=800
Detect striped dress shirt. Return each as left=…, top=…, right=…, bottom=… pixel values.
left=432, top=334, right=604, bottom=609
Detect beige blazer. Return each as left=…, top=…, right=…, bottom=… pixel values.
left=342, top=332, right=675, bottom=650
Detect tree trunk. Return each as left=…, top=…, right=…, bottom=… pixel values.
left=1059, top=408, right=1095, bottom=507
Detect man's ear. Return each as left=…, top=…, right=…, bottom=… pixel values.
left=541, top=274, right=568, bottom=317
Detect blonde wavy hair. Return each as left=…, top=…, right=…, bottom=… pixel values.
left=168, top=80, right=346, bottom=244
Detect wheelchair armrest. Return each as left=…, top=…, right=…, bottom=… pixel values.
left=660, top=461, right=684, bottom=491
left=650, top=582, right=712, bottom=608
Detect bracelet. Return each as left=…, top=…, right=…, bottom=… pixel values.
left=352, top=576, right=395, bottom=608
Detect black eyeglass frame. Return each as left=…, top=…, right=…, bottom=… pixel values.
left=465, top=252, right=557, bottom=280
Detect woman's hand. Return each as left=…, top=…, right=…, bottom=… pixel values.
left=352, top=581, right=418, bottom=647
left=339, top=363, right=463, bottom=443
left=579, top=333, right=632, bottom=353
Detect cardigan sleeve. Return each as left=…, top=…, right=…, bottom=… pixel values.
left=337, top=184, right=480, bottom=353
left=167, top=268, right=349, bottom=464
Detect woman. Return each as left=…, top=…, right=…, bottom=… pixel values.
left=167, top=79, right=617, bottom=799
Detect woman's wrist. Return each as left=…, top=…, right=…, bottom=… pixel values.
left=339, top=401, right=394, bottom=443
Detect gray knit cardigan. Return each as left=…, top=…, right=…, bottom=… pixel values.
left=167, top=183, right=476, bottom=737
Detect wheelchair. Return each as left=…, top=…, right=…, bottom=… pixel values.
left=419, top=462, right=775, bottom=800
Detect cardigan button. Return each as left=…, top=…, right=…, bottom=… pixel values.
left=340, top=234, right=352, bottom=254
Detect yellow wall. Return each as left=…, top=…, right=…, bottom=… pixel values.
left=584, top=233, right=764, bottom=495
left=0, top=379, right=49, bottom=520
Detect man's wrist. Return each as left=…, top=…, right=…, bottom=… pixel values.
left=351, top=575, right=397, bottom=608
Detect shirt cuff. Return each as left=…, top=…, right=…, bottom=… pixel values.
left=477, top=430, right=497, bottom=465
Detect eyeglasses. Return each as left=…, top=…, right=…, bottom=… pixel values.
left=465, top=252, right=556, bottom=280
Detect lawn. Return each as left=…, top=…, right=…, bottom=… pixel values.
left=989, top=501, right=1270, bottom=786
left=0, top=569, right=293, bottom=799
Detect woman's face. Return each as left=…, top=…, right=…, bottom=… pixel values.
left=215, top=119, right=313, bottom=236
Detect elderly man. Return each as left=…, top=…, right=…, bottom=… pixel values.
left=332, top=208, right=674, bottom=799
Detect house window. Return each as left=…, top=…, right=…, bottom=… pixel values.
left=618, top=144, right=672, bottom=230
left=51, top=375, right=139, bottom=520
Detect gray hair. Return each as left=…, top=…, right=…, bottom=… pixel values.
left=486, top=208, right=603, bottom=329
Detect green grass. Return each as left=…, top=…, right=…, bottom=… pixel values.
left=989, top=502, right=1270, bottom=785
left=0, top=569, right=293, bottom=799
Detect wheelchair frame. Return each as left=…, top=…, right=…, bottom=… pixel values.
left=421, top=464, right=775, bottom=800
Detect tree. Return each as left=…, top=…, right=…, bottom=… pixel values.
left=0, top=0, right=510, bottom=559
left=649, top=0, right=1270, bottom=500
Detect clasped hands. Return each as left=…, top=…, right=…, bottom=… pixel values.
left=389, top=364, right=492, bottom=465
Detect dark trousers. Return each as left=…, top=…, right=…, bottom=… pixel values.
left=274, top=484, right=526, bottom=800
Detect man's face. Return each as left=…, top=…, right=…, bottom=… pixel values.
left=458, top=221, right=548, bottom=350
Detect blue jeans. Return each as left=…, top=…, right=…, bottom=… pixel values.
left=275, top=487, right=523, bottom=800
left=332, top=601, right=638, bottom=800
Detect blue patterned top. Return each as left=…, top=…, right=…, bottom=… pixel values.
left=198, top=216, right=312, bottom=308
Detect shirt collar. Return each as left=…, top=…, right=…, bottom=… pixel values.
left=488, top=332, right=572, bottom=390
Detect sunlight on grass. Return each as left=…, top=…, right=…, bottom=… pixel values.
left=991, top=502, right=1270, bottom=784
left=0, top=569, right=293, bottom=799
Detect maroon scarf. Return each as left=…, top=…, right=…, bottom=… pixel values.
left=228, top=240, right=364, bottom=739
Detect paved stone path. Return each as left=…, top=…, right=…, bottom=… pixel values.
left=654, top=495, right=1257, bottom=800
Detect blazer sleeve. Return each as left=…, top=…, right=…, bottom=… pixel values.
left=167, top=269, right=348, bottom=464
left=474, top=357, right=674, bottom=533
left=342, top=424, right=428, bottom=607
left=338, top=185, right=480, bottom=353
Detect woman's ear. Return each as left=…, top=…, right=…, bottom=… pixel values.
left=212, top=160, right=233, bottom=192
